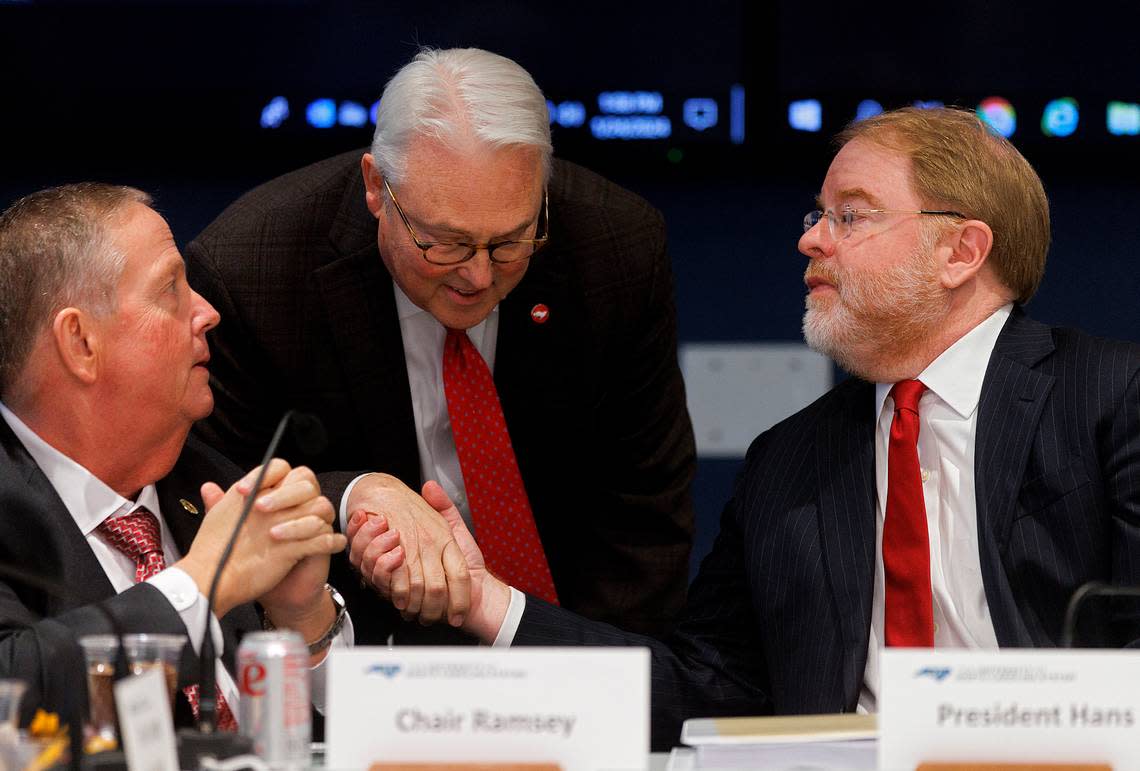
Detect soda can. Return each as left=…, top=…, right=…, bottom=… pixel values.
left=237, top=631, right=310, bottom=769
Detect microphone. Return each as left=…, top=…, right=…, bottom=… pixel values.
left=1060, top=581, right=1140, bottom=648
left=179, top=410, right=325, bottom=765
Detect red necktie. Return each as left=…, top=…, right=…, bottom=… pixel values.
left=98, top=508, right=239, bottom=731
left=882, top=380, right=934, bottom=647
left=442, top=328, right=559, bottom=605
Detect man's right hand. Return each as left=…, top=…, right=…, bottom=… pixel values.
left=176, top=459, right=345, bottom=617
left=344, top=473, right=469, bottom=625
left=347, top=480, right=511, bottom=641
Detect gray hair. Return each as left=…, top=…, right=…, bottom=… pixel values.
left=0, top=183, right=150, bottom=395
left=371, top=47, right=553, bottom=185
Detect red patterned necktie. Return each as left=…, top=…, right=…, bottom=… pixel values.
left=442, top=328, right=559, bottom=604
left=97, top=507, right=238, bottom=731
left=882, top=380, right=934, bottom=647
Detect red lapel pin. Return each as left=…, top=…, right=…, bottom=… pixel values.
left=530, top=303, right=550, bottom=324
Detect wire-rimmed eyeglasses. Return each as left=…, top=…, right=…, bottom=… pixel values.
left=384, top=179, right=549, bottom=265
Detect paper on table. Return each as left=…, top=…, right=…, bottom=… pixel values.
left=679, top=714, right=877, bottom=770
left=681, top=713, right=876, bottom=744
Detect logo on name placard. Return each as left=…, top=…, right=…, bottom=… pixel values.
left=915, top=667, right=952, bottom=682
left=365, top=663, right=403, bottom=679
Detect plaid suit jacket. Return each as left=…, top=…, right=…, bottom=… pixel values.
left=186, top=150, right=697, bottom=642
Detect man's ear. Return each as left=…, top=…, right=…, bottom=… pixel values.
left=940, top=219, right=994, bottom=290
left=361, top=154, right=385, bottom=219
left=51, top=307, right=100, bottom=384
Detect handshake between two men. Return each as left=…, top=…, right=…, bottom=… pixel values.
left=345, top=475, right=509, bottom=643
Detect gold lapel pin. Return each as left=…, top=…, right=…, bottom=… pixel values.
left=179, top=498, right=200, bottom=515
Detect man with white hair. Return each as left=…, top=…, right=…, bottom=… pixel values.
left=187, top=47, right=696, bottom=643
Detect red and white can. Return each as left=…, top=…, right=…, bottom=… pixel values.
left=237, top=631, right=310, bottom=769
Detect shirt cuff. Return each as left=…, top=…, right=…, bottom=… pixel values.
left=310, top=612, right=354, bottom=714
left=491, top=587, right=526, bottom=647
left=338, top=473, right=373, bottom=534
left=146, top=566, right=224, bottom=655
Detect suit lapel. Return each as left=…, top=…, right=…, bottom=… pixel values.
left=496, top=243, right=579, bottom=411
left=314, top=174, right=420, bottom=485
left=815, top=379, right=878, bottom=706
left=156, top=441, right=260, bottom=670
left=0, top=420, right=117, bottom=614
left=974, top=309, right=1055, bottom=645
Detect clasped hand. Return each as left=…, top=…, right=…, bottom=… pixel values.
left=177, top=459, right=344, bottom=619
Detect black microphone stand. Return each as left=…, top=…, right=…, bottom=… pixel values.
left=1060, top=580, right=1140, bottom=648
left=177, top=411, right=304, bottom=768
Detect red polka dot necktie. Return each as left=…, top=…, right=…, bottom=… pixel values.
left=882, top=380, right=934, bottom=647
left=98, top=508, right=239, bottom=731
left=442, top=328, right=559, bottom=605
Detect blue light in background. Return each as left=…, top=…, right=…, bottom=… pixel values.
left=553, top=101, right=587, bottom=128
left=729, top=84, right=745, bottom=144
left=598, top=91, right=663, bottom=115
left=977, top=96, right=1017, bottom=138
left=913, top=100, right=945, bottom=110
left=683, top=98, right=718, bottom=131
left=788, top=99, right=822, bottom=132
left=590, top=115, right=671, bottom=140
left=260, top=96, right=289, bottom=129
left=1041, top=98, right=1079, bottom=137
left=370, top=100, right=381, bottom=125
left=855, top=99, right=883, bottom=121
left=338, top=100, right=368, bottom=127
left=1107, top=101, right=1140, bottom=136
left=305, top=99, right=337, bottom=129
left=546, top=100, right=557, bottom=124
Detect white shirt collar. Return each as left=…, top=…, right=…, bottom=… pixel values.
left=0, top=402, right=161, bottom=535
left=874, top=304, right=1013, bottom=419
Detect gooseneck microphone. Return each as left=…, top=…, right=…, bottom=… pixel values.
left=179, top=410, right=326, bottom=765
left=1060, top=580, right=1140, bottom=648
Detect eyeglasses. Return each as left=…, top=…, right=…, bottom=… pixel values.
left=384, top=179, right=549, bottom=265
left=803, top=206, right=966, bottom=242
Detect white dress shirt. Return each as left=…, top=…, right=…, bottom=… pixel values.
left=858, top=303, right=1012, bottom=711
left=0, top=403, right=347, bottom=711
left=339, top=283, right=499, bottom=534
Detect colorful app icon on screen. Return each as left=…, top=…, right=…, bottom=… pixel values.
left=789, top=99, right=822, bottom=132
left=1042, top=98, right=1079, bottom=137
left=1107, top=102, right=1140, bottom=136
left=977, top=97, right=1017, bottom=138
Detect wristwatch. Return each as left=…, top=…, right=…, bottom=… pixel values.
left=263, top=583, right=348, bottom=655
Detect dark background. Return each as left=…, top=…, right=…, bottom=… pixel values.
left=2, top=0, right=1138, bottom=575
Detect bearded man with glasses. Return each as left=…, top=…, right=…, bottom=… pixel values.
left=186, top=47, right=696, bottom=646
left=347, top=106, right=1140, bottom=751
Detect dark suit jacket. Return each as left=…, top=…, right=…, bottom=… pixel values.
left=0, top=420, right=257, bottom=728
left=513, top=310, right=1140, bottom=749
left=185, top=150, right=696, bottom=640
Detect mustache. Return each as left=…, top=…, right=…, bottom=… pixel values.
left=804, top=262, right=841, bottom=287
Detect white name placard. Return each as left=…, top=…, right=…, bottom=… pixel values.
left=114, top=667, right=179, bottom=771
left=326, top=647, right=649, bottom=771
left=880, top=649, right=1140, bottom=770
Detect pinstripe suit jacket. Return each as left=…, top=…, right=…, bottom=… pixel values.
left=515, top=309, right=1140, bottom=749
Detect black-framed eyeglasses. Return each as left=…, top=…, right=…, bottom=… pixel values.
left=384, top=178, right=549, bottom=265
left=803, top=206, right=966, bottom=242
